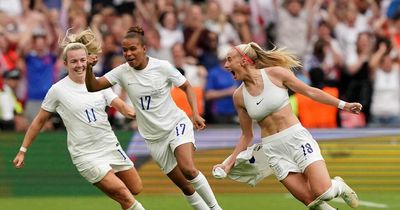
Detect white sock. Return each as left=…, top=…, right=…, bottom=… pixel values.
left=318, top=179, right=344, bottom=201
left=127, top=200, right=145, bottom=210
left=184, top=192, right=209, bottom=210
left=189, top=172, right=222, bottom=209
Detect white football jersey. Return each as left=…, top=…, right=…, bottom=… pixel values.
left=105, top=56, right=188, bottom=140
left=41, top=76, right=119, bottom=164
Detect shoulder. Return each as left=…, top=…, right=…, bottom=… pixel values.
left=45, top=79, right=65, bottom=98
left=151, top=57, right=173, bottom=68
left=51, top=77, right=67, bottom=90
left=107, top=62, right=130, bottom=76
left=114, top=62, right=130, bottom=71
left=232, top=85, right=244, bottom=107
left=265, top=67, right=294, bottom=79
left=152, top=58, right=181, bottom=76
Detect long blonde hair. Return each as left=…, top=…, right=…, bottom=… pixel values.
left=235, top=42, right=302, bottom=70
left=60, top=28, right=102, bottom=62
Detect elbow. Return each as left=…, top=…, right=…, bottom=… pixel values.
left=126, top=112, right=136, bottom=119
left=87, top=88, right=97, bottom=92
left=307, top=89, right=320, bottom=100
left=85, top=84, right=98, bottom=92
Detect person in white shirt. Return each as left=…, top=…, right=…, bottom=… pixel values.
left=85, top=26, right=222, bottom=210
left=13, top=30, right=145, bottom=210
left=369, top=42, right=400, bottom=127
left=213, top=42, right=362, bottom=210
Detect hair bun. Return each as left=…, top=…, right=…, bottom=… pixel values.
left=127, top=26, right=144, bottom=36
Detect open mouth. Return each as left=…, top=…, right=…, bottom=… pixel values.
left=126, top=58, right=135, bottom=66
left=74, top=68, right=85, bottom=74
left=231, top=71, right=236, bottom=76
left=230, top=71, right=236, bottom=79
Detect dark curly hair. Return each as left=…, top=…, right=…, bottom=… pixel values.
left=124, top=26, right=145, bottom=45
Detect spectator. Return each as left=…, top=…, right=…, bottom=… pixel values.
left=157, top=10, right=184, bottom=51
left=248, top=0, right=278, bottom=48
left=183, top=3, right=216, bottom=66
left=171, top=42, right=207, bottom=118
left=204, top=1, right=240, bottom=53
left=368, top=41, right=400, bottom=127
left=0, top=69, right=28, bottom=131
left=230, top=4, right=252, bottom=44
left=389, top=10, right=400, bottom=51
left=205, top=46, right=238, bottom=124
left=22, top=28, right=57, bottom=130
left=275, top=0, right=316, bottom=60
left=304, top=35, right=343, bottom=87
left=171, top=42, right=207, bottom=89
left=340, top=32, right=375, bottom=127
left=0, top=25, right=20, bottom=73
left=0, top=25, right=22, bottom=101
left=145, top=27, right=173, bottom=62
left=328, top=1, right=371, bottom=66
left=215, top=0, right=245, bottom=15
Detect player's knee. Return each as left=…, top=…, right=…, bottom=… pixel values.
left=180, top=167, right=198, bottom=180
left=130, top=182, right=143, bottom=195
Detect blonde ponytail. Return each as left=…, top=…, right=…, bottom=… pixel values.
left=237, top=42, right=302, bottom=70
left=60, top=28, right=102, bottom=56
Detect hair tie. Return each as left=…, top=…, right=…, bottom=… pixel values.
left=234, top=46, right=254, bottom=64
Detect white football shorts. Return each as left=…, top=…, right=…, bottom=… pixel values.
left=145, top=117, right=195, bottom=174
left=262, top=123, right=324, bottom=181
left=76, top=147, right=134, bottom=184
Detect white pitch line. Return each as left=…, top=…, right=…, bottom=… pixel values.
left=284, top=193, right=388, bottom=208
left=331, top=198, right=388, bottom=208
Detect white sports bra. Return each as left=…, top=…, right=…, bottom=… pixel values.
left=242, top=69, right=289, bottom=122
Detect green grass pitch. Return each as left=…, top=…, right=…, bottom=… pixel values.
left=0, top=192, right=399, bottom=210
left=1, top=130, right=399, bottom=209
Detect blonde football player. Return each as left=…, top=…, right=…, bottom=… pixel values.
left=13, top=30, right=145, bottom=210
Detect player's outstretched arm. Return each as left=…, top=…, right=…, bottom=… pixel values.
left=13, top=109, right=52, bottom=168
left=277, top=67, right=363, bottom=114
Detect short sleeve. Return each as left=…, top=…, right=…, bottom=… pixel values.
left=165, top=61, right=186, bottom=87
left=41, top=86, right=58, bottom=112
left=101, top=88, right=118, bottom=106
left=104, top=65, right=124, bottom=86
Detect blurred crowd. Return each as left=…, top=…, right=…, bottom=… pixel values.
left=0, top=0, right=400, bottom=132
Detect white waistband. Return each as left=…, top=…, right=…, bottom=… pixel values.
left=261, top=123, right=304, bottom=144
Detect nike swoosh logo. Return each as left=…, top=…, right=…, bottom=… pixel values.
left=256, top=98, right=264, bottom=105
